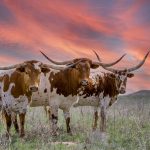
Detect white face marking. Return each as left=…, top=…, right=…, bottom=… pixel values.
left=117, top=73, right=127, bottom=91
left=30, top=72, right=50, bottom=107
left=34, top=62, right=41, bottom=71
left=119, top=74, right=126, bottom=82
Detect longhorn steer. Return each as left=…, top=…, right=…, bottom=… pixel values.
left=74, top=51, right=149, bottom=132
left=0, top=60, right=69, bottom=137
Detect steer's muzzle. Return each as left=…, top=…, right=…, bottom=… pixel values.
left=120, top=87, right=126, bottom=94
left=29, top=86, right=38, bottom=92
left=80, top=79, right=89, bottom=86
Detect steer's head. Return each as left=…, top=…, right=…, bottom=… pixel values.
left=16, top=60, right=50, bottom=92
left=108, top=70, right=134, bottom=94
left=40, top=51, right=126, bottom=86
left=100, top=51, right=150, bottom=94
left=66, top=59, right=99, bottom=86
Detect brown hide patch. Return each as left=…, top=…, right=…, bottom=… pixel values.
left=24, top=60, right=39, bottom=64
left=80, top=73, right=119, bottom=99
left=2, top=72, right=31, bottom=99
left=102, top=73, right=119, bottom=97
left=49, top=69, right=81, bottom=97
left=80, top=76, right=103, bottom=98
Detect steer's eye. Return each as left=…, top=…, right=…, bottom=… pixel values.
left=16, top=66, right=26, bottom=73
left=118, top=72, right=122, bottom=75
left=75, top=65, right=80, bottom=70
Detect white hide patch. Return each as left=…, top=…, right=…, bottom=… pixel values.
left=34, top=62, right=41, bottom=70
left=63, top=111, right=70, bottom=119
left=1, top=83, right=28, bottom=115
left=119, top=75, right=126, bottom=82
left=50, top=88, right=77, bottom=110
left=73, top=95, right=99, bottom=107
left=30, top=69, right=78, bottom=111
left=30, top=72, right=50, bottom=107
left=99, top=95, right=111, bottom=112
left=49, top=68, right=60, bottom=75
left=0, top=96, right=2, bottom=111
left=0, top=69, right=14, bottom=79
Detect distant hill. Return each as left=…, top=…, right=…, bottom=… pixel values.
left=117, top=90, right=150, bottom=105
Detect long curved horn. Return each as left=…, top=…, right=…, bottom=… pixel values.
left=0, top=64, right=23, bottom=70
left=42, top=59, right=83, bottom=70
left=92, top=50, right=101, bottom=62
left=100, top=66, right=116, bottom=73
left=41, top=64, right=69, bottom=70
left=128, top=51, right=150, bottom=72
left=93, top=51, right=126, bottom=67
left=40, top=51, right=76, bottom=65
left=101, top=51, right=150, bottom=73
left=40, top=50, right=92, bottom=65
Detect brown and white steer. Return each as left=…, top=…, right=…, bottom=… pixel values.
left=0, top=60, right=69, bottom=137
left=29, top=52, right=125, bottom=135
left=74, top=51, right=149, bottom=132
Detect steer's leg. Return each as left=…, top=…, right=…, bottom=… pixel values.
left=19, top=113, right=26, bottom=137
left=100, top=98, right=107, bottom=132
left=63, top=109, right=71, bottom=134
left=49, top=106, right=59, bottom=136
left=92, top=107, right=99, bottom=131
left=3, top=110, right=12, bottom=137
left=12, top=114, right=19, bottom=133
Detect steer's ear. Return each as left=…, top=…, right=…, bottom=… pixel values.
left=91, top=63, right=99, bottom=69
left=41, top=67, right=50, bottom=73
left=16, top=66, right=26, bottom=73
left=127, top=73, right=134, bottom=78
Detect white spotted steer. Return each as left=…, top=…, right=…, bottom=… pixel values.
left=74, top=51, right=149, bottom=132
left=0, top=60, right=68, bottom=137
left=29, top=51, right=125, bottom=135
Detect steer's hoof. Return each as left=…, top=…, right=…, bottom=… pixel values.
left=87, top=130, right=109, bottom=145
left=67, top=131, right=73, bottom=136
left=5, top=132, right=11, bottom=140
left=15, top=129, right=19, bottom=134
left=51, top=131, right=59, bottom=136
left=19, top=133, right=25, bottom=138
left=92, top=127, right=97, bottom=131
left=73, top=103, right=79, bottom=107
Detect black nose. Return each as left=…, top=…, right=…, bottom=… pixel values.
left=120, top=88, right=125, bottom=94
left=81, top=80, right=88, bottom=86
left=29, top=86, right=38, bottom=92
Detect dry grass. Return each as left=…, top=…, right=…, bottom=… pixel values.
left=0, top=101, right=150, bottom=150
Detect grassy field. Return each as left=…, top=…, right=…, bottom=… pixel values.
left=0, top=100, right=150, bottom=150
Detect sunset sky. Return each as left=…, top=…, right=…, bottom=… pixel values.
left=0, top=0, right=150, bottom=93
